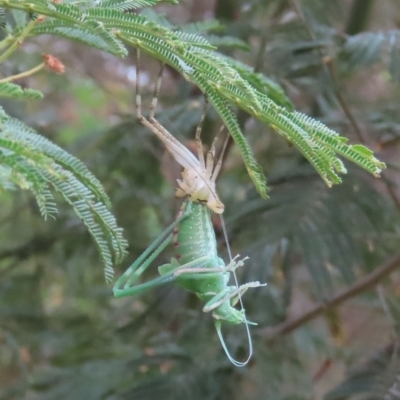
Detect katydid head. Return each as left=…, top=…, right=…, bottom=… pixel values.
left=212, top=303, right=249, bottom=325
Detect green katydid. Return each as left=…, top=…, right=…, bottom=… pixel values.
left=113, top=51, right=265, bottom=366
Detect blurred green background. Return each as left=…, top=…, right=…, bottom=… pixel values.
left=2, top=0, right=400, bottom=399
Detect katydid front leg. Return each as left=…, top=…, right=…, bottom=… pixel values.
left=203, top=281, right=266, bottom=313
left=172, top=255, right=249, bottom=277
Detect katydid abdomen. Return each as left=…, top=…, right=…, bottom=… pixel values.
left=174, top=201, right=219, bottom=264
left=114, top=200, right=260, bottom=325
left=172, top=202, right=235, bottom=320
left=153, top=201, right=259, bottom=326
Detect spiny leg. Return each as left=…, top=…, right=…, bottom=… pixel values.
left=118, top=254, right=214, bottom=298
left=115, top=259, right=207, bottom=298
left=136, top=48, right=164, bottom=121
left=195, top=96, right=208, bottom=170
left=203, top=281, right=266, bottom=313
left=211, top=130, right=230, bottom=182
left=136, top=49, right=143, bottom=118
left=205, top=125, right=220, bottom=179
left=150, top=62, right=165, bottom=119
left=134, top=51, right=201, bottom=173
left=173, top=255, right=249, bottom=277
left=113, top=202, right=194, bottom=297
left=135, top=49, right=166, bottom=140
left=206, top=125, right=228, bottom=180
left=202, top=287, right=233, bottom=312
left=135, top=47, right=224, bottom=182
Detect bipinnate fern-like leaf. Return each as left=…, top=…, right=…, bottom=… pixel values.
left=110, top=13, right=385, bottom=193
left=0, top=82, right=43, bottom=99
left=0, top=137, right=57, bottom=218
left=0, top=108, right=128, bottom=282
left=0, top=7, right=5, bottom=27
left=4, top=117, right=113, bottom=209
left=1, top=1, right=127, bottom=56
left=0, top=0, right=386, bottom=198
left=218, top=55, right=294, bottom=111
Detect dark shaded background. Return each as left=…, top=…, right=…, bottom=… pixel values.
left=2, top=0, right=400, bottom=399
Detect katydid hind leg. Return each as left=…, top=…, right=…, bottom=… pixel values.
left=206, top=124, right=224, bottom=180
left=136, top=49, right=142, bottom=118
left=194, top=96, right=208, bottom=170
left=114, top=272, right=177, bottom=298
left=158, top=257, right=180, bottom=275
left=113, top=203, right=192, bottom=296
left=115, top=254, right=216, bottom=298
left=150, top=62, right=165, bottom=119
left=211, top=129, right=229, bottom=182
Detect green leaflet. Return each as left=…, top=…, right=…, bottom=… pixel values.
left=99, top=0, right=178, bottom=11
left=0, top=82, right=43, bottom=99
left=0, top=137, right=57, bottom=218
left=351, top=144, right=374, bottom=156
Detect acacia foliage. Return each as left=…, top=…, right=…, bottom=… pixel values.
left=0, top=1, right=400, bottom=399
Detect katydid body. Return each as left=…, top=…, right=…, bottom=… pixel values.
left=114, top=50, right=265, bottom=366
left=113, top=201, right=260, bottom=326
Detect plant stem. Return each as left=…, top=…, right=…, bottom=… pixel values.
left=258, top=251, right=400, bottom=339
left=0, top=62, right=45, bottom=83
left=0, top=19, right=38, bottom=64
left=0, top=35, right=14, bottom=51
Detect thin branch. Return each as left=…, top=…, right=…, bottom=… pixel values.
left=0, top=35, right=14, bottom=51
left=258, top=251, right=400, bottom=339
left=312, top=359, right=332, bottom=384
left=0, top=62, right=45, bottom=83
left=0, top=18, right=39, bottom=63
